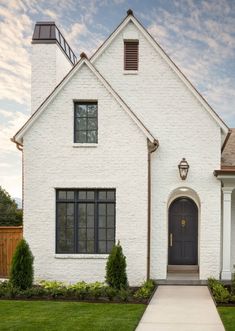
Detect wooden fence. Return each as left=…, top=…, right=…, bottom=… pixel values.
left=0, top=226, right=23, bottom=278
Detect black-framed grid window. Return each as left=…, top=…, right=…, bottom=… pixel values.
left=56, top=189, right=115, bottom=254
left=74, top=102, right=98, bottom=143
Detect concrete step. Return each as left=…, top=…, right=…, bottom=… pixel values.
left=156, top=279, right=207, bottom=285
left=168, top=265, right=199, bottom=273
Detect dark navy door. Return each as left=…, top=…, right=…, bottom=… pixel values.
left=168, top=197, right=198, bottom=265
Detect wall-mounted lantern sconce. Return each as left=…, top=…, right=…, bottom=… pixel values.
left=178, top=158, right=189, bottom=180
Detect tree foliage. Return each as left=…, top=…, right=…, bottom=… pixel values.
left=105, top=241, right=128, bottom=289
left=10, top=239, right=34, bottom=290
left=0, top=186, right=22, bottom=226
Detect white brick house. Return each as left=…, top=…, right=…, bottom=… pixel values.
left=12, top=10, right=235, bottom=285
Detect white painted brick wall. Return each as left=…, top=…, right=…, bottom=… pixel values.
left=26, top=20, right=225, bottom=284
left=31, top=44, right=72, bottom=114
left=94, top=21, right=222, bottom=280
left=24, top=64, right=148, bottom=285
left=231, top=190, right=235, bottom=273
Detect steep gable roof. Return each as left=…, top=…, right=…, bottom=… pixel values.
left=91, top=10, right=229, bottom=142
left=12, top=54, right=157, bottom=146
left=214, top=128, right=235, bottom=176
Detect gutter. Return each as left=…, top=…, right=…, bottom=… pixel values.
left=10, top=138, right=24, bottom=210
left=10, top=137, right=23, bottom=151
left=147, top=138, right=159, bottom=280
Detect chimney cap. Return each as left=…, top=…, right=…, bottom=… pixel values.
left=35, top=21, right=55, bottom=25
left=32, top=21, right=77, bottom=66
left=127, top=9, right=134, bottom=16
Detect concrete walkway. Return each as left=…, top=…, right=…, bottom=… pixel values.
left=136, top=286, right=225, bottom=331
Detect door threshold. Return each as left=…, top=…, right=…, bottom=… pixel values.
left=168, top=265, right=199, bottom=273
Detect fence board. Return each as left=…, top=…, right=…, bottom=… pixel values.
left=0, top=226, right=23, bottom=278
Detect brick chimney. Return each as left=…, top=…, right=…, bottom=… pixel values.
left=31, top=22, right=77, bottom=114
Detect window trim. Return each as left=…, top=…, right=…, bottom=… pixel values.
left=55, top=189, right=116, bottom=255
left=73, top=101, right=98, bottom=144
left=72, top=143, right=98, bottom=148
left=54, top=254, right=109, bottom=259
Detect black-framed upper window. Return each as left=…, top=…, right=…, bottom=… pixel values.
left=56, top=189, right=115, bottom=254
left=74, top=102, right=98, bottom=143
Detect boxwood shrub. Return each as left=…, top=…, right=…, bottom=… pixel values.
left=208, top=278, right=231, bottom=303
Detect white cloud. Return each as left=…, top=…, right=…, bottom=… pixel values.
left=0, top=111, right=29, bottom=153
left=66, top=22, right=86, bottom=41
left=0, top=173, right=22, bottom=198
left=145, top=1, right=235, bottom=126
left=0, top=109, right=15, bottom=118
left=0, top=4, right=32, bottom=105
left=43, top=9, right=60, bottom=20
left=0, top=109, right=28, bottom=198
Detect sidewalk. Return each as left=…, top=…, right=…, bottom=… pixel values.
left=136, top=285, right=225, bottom=331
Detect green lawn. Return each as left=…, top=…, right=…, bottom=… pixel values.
left=218, top=307, right=235, bottom=331
left=0, top=300, right=145, bottom=331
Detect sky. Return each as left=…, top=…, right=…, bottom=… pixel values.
left=0, top=0, right=235, bottom=199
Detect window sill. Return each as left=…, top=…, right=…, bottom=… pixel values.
left=54, top=254, right=109, bottom=259
left=123, top=70, right=138, bottom=75
left=73, top=143, right=98, bottom=148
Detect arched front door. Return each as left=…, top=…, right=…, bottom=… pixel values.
left=168, top=197, right=198, bottom=265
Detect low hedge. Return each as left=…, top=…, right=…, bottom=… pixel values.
left=208, top=278, right=235, bottom=304
left=0, top=279, right=156, bottom=303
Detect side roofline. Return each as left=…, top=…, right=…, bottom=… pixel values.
left=12, top=56, right=157, bottom=146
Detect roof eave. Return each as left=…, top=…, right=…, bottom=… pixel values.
left=214, top=169, right=235, bottom=177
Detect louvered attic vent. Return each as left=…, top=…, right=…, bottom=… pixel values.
left=124, top=41, right=139, bottom=70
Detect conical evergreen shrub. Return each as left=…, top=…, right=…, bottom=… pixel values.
left=105, top=241, right=128, bottom=289
left=10, top=239, right=34, bottom=290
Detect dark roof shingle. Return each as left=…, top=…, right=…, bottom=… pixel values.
left=222, top=128, right=235, bottom=167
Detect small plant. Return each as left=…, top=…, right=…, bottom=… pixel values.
left=212, top=283, right=230, bottom=303
left=207, top=278, right=230, bottom=303
left=230, top=294, right=235, bottom=303
left=0, top=281, right=16, bottom=298
left=68, top=281, right=89, bottom=299
left=105, top=241, right=128, bottom=290
left=231, top=274, right=235, bottom=295
left=88, top=282, right=105, bottom=299
left=10, top=239, right=34, bottom=290
left=104, top=286, right=117, bottom=301
left=118, top=287, right=131, bottom=302
left=134, top=279, right=155, bottom=300
left=40, top=280, right=66, bottom=298
left=208, top=277, right=220, bottom=289
left=20, top=286, right=47, bottom=298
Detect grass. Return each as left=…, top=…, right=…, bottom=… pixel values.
left=218, top=307, right=235, bottom=331
left=0, top=300, right=145, bottom=331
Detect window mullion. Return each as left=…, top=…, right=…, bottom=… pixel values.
left=56, top=201, right=58, bottom=253
left=75, top=190, right=78, bottom=253
left=95, top=191, right=98, bottom=253
left=105, top=203, right=108, bottom=254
